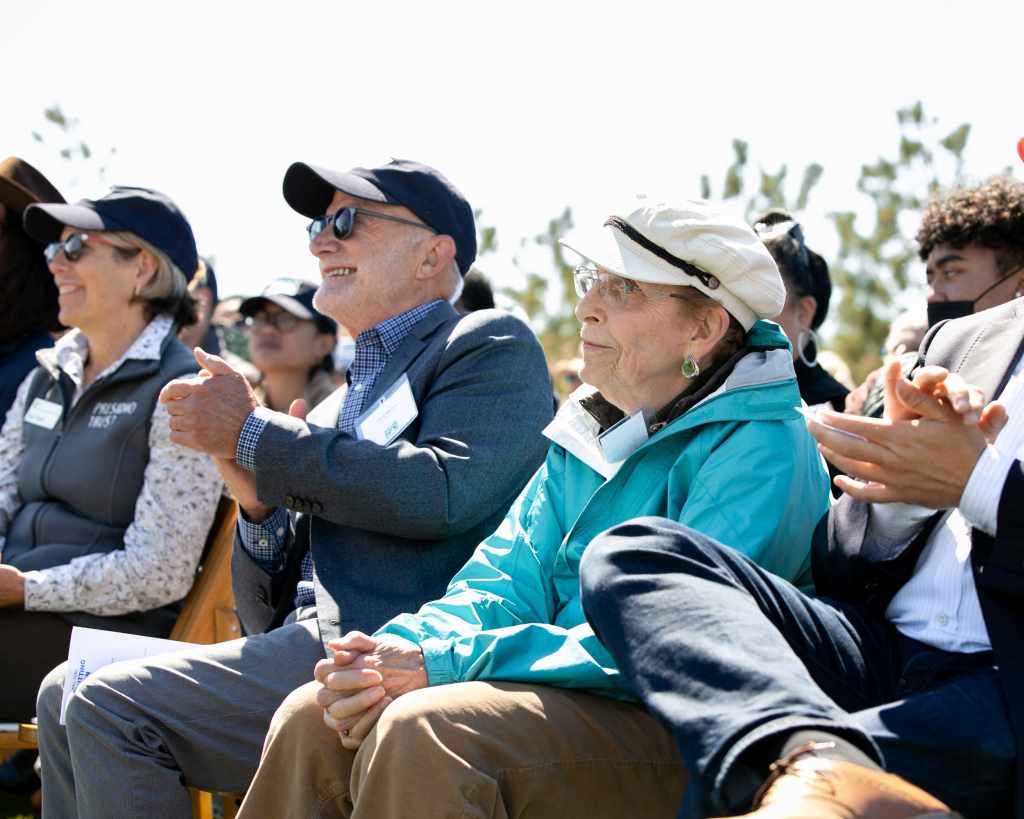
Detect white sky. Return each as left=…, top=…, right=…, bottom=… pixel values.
left=3, top=0, right=1023, bottom=324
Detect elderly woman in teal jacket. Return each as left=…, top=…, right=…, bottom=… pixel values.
left=236, top=200, right=831, bottom=819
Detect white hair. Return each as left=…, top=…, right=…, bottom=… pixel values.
left=445, top=261, right=464, bottom=304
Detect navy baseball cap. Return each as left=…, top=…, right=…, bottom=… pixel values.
left=23, top=186, right=199, bottom=279
left=195, top=256, right=219, bottom=303
left=282, top=159, right=477, bottom=275
left=239, top=278, right=337, bottom=335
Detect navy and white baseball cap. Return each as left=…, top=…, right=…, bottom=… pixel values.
left=239, top=278, right=337, bottom=334
left=23, top=186, right=198, bottom=278
left=282, top=158, right=477, bottom=275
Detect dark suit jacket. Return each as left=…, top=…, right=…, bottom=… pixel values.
left=815, top=298, right=1024, bottom=817
left=232, top=303, right=554, bottom=651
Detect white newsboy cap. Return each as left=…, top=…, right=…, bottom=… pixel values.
left=560, top=199, right=785, bottom=330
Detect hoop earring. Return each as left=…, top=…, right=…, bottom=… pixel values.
left=681, top=356, right=700, bottom=379
left=797, top=329, right=818, bottom=368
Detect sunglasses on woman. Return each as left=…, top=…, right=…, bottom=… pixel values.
left=44, top=232, right=129, bottom=264
left=307, top=206, right=436, bottom=243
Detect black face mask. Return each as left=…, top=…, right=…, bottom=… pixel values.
left=926, top=269, right=1021, bottom=328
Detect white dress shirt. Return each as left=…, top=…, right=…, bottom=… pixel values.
left=876, top=356, right=1024, bottom=653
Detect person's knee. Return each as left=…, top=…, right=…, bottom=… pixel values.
left=581, top=516, right=717, bottom=602
left=62, top=673, right=108, bottom=739
left=581, top=516, right=666, bottom=596
left=370, top=687, right=454, bottom=761
left=62, top=663, right=143, bottom=744
left=266, top=681, right=326, bottom=750
left=36, top=662, right=66, bottom=728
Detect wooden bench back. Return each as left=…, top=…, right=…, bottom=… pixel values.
left=170, top=496, right=241, bottom=645
left=2, top=495, right=241, bottom=754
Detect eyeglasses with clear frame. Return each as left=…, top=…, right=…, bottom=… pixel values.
left=244, top=312, right=303, bottom=333
left=573, top=262, right=686, bottom=306
left=307, top=206, right=436, bottom=243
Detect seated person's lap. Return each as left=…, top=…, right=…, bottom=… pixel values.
left=245, top=680, right=686, bottom=819
left=37, top=618, right=325, bottom=794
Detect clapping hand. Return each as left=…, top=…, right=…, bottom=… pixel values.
left=160, top=348, right=259, bottom=459
left=809, top=361, right=1008, bottom=507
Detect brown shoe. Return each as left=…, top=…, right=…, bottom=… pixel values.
left=715, top=742, right=963, bottom=818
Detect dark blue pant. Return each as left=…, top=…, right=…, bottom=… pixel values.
left=579, top=517, right=1015, bottom=819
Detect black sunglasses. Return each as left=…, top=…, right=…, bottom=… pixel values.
left=307, top=206, right=436, bottom=243
left=44, top=232, right=128, bottom=264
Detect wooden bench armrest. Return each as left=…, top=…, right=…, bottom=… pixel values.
left=19, top=723, right=38, bottom=744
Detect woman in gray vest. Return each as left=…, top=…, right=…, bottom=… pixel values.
left=0, top=187, right=222, bottom=725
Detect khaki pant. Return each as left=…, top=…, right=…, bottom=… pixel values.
left=238, top=680, right=687, bottom=819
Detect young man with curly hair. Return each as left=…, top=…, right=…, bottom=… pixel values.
left=846, top=176, right=1024, bottom=417
left=918, top=175, right=1024, bottom=327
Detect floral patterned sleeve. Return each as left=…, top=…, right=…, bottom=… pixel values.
left=0, top=370, right=32, bottom=546
left=22, top=399, right=224, bottom=615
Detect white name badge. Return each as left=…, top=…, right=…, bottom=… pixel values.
left=355, top=374, right=419, bottom=446
left=24, top=397, right=63, bottom=430
left=598, top=410, right=648, bottom=464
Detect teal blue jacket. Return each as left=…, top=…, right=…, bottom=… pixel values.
left=378, top=321, right=830, bottom=699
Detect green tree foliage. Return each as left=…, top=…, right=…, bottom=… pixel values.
left=474, top=208, right=498, bottom=257
left=502, top=102, right=971, bottom=384
left=702, top=138, right=825, bottom=223
left=503, top=207, right=582, bottom=364
left=828, top=103, right=969, bottom=380
left=32, top=105, right=117, bottom=196
left=701, top=104, right=970, bottom=382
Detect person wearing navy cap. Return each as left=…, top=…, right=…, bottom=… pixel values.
left=0, top=187, right=222, bottom=735
left=239, top=278, right=338, bottom=412
left=35, top=159, right=554, bottom=817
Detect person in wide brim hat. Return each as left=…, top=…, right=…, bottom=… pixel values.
left=0, top=155, right=68, bottom=797
left=0, top=156, right=65, bottom=212
left=0, top=157, right=66, bottom=425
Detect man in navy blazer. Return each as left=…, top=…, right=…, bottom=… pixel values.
left=35, top=159, right=554, bottom=818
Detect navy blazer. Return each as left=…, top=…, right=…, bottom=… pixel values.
left=231, top=303, right=554, bottom=652
left=815, top=298, right=1024, bottom=819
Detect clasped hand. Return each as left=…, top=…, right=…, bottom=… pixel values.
left=808, top=361, right=1008, bottom=508
left=313, top=631, right=428, bottom=751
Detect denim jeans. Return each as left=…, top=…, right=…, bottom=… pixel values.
left=580, top=517, right=1015, bottom=819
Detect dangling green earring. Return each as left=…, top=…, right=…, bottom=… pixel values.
left=681, top=356, right=700, bottom=379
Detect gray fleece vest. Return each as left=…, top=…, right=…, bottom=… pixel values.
left=4, top=326, right=197, bottom=566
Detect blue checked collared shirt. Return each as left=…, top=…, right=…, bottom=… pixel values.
left=236, top=300, right=443, bottom=611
